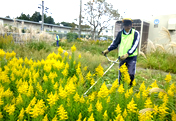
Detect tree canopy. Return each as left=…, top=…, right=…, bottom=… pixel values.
left=83, top=0, right=120, bottom=39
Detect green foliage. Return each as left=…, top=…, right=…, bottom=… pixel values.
left=26, top=40, right=51, bottom=52
left=16, top=13, right=30, bottom=20
left=66, top=32, right=78, bottom=42
left=0, top=34, right=14, bottom=49
left=137, top=50, right=176, bottom=73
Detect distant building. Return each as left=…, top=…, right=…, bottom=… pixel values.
left=0, top=17, right=91, bottom=37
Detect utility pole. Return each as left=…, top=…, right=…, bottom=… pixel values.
left=41, top=0, right=44, bottom=31
left=78, top=0, right=82, bottom=38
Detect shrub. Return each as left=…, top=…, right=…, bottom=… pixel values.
left=0, top=34, right=14, bottom=49
left=66, top=32, right=78, bottom=42
left=26, top=40, right=51, bottom=52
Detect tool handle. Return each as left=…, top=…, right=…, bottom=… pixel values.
left=102, top=51, right=107, bottom=57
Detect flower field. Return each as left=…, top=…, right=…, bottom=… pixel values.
left=0, top=45, right=176, bottom=121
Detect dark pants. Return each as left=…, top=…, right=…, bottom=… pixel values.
left=56, top=40, right=59, bottom=47
left=118, top=56, right=137, bottom=86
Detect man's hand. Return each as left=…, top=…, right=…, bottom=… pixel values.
left=120, top=53, right=129, bottom=60
left=102, top=49, right=109, bottom=56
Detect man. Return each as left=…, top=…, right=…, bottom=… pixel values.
left=55, top=34, right=60, bottom=47
left=103, top=18, right=140, bottom=86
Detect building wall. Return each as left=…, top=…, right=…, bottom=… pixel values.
left=148, top=14, right=176, bottom=44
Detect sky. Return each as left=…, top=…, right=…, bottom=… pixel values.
left=0, top=0, right=176, bottom=26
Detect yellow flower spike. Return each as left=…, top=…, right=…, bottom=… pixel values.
left=165, top=73, right=171, bottom=83
left=88, top=113, right=95, bottom=121
left=83, top=117, right=87, bottom=121
left=144, top=97, right=153, bottom=108
left=133, top=79, right=136, bottom=86
left=127, top=98, right=137, bottom=113
left=106, top=96, right=110, bottom=103
left=78, top=54, right=81, bottom=58
left=42, top=114, right=48, bottom=121
left=103, top=110, right=108, bottom=121
left=95, top=64, right=104, bottom=77
left=71, top=45, right=76, bottom=52
left=74, top=92, right=80, bottom=102
left=58, top=47, right=64, bottom=54
left=80, top=95, right=85, bottom=103
left=18, top=108, right=25, bottom=120
left=52, top=115, right=58, bottom=121
left=57, top=105, right=68, bottom=120
left=95, top=100, right=103, bottom=112
left=77, top=113, right=82, bottom=121
left=64, top=51, right=68, bottom=57
left=97, top=82, right=109, bottom=98
left=83, top=66, right=88, bottom=71
left=115, top=104, right=121, bottom=115
left=0, top=112, right=3, bottom=119
left=125, top=90, right=130, bottom=99
left=118, top=84, right=125, bottom=94
left=114, top=114, right=124, bottom=121
left=88, top=104, right=93, bottom=113
left=139, top=81, right=146, bottom=91
left=123, top=109, right=127, bottom=118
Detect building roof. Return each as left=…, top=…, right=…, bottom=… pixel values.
left=0, top=17, right=74, bottom=29
left=116, top=19, right=150, bottom=24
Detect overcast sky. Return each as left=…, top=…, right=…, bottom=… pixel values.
left=0, top=0, right=176, bottom=25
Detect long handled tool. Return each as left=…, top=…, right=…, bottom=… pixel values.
left=83, top=53, right=119, bottom=97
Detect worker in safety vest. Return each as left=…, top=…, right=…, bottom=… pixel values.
left=55, top=34, right=60, bottom=47
left=103, top=18, right=140, bottom=86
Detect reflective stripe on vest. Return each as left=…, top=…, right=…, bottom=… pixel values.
left=55, top=35, right=60, bottom=40
left=119, top=29, right=137, bottom=57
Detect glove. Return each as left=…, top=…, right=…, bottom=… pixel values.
left=102, top=49, right=109, bottom=56
left=120, top=53, right=129, bottom=60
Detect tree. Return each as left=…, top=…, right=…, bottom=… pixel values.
left=83, top=0, right=120, bottom=39
left=16, top=13, right=30, bottom=20
left=45, top=16, right=55, bottom=24
left=5, top=16, right=10, bottom=18
left=30, top=11, right=41, bottom=22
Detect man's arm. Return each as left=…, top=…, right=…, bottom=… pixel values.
left=108, top=31, right=122, bottom=51
left=127, top=30, right=140, bottom=55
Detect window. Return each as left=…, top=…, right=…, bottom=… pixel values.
left=46, top=29, right=50, bottom=32
left=58, top=30, right=61, bottom=33
left=154, top=24, right=158, bottom=28
left=64, top=31, right=67, bottom=34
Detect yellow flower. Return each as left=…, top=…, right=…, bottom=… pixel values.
left=118, top=84, right=125, bottom=94
left=47, top=92, right=59, bottom=107
left=109, top=79, right=119, bottom=94
left=125, top=90, right=130, bottom=99
left=150, top=80, right=158, bottom=88
left=80, top=95, right=85, bottom=103
left=115, top=104, right=121, bottom=115
left=86, top=71, right=92, bottom=81
left=106, top=96, right=110, bottom=103
left=168, top=88, right=174, bottom=97
left=57, top=105, right=68, bottom=120
left=114, top=114, right=124, bottom=121
left=18, top=108, right=25, bottom=120
left=77, top=113, right=82, bottom=121
left=103, top=110, right=108, bottom=121
left=16, top=94, right=23, bottom=105
left=139, top=81, right=145, bottom=91
left=127, top=98, right=137, bottom=113
left=158, top=103, right=169, bottom=118
left=171, top=110, right=176, bottom=121
left=96, top=100, right=103, bottom=112
left=88, top=113, right=95, bottom=121
left=71, top=45, right=76, bottom=52
left=58, top=47, right=64, bottom=54
left=59, top=85, right=67, bottom=99
left=90, top=78, right=95, bottom=86
left=5, top=104, right=15, bottom=115
left=42, top=114, right=48, bottom=121
left=62, top=68, right=68, bottom=77
left=95, top=64, right=104, bottom=77
left=144, top=97, right=153, bottom=108
left=89, top=92, right=96, bottom=102
left=83, top=66, right=88, bottom=71
left=123, top=109, right=127, bottom=118
left=88, top=104, right=93, bottom=113
left=74, top=92, right=80, bottom=102
left=0, top=112, right=3, bottom=119
left=64, top=51, right=68, bottom=56
left=78, top=54, right=81, bottom=58
left=52, top=115, right=58, bottom=121
left=97, top=82, right=109, bottom=98
left=165, top=73, right=171, bottom=83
